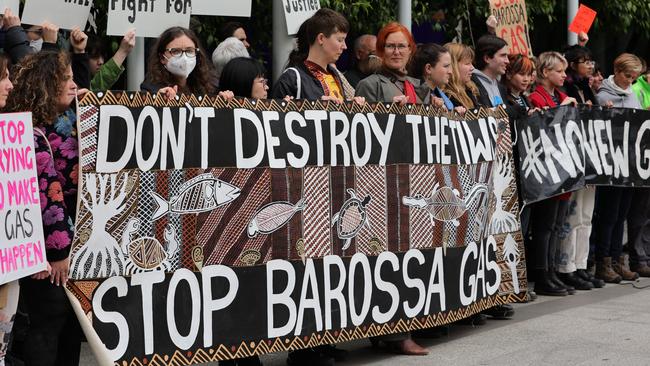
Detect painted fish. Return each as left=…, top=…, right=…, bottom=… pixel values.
left=150, top=173, right=240, bottom=220
left=247, top=199, right=306, bottom=237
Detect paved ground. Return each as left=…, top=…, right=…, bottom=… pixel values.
left=81, top=278, right=650, bottom=366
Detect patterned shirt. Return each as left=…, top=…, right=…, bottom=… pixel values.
left=304, top=60, right=344, bottom=100
left=33, top=109, right=79, bottom=261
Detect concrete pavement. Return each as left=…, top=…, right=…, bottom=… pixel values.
left=80, top=278, right=650, bottom=366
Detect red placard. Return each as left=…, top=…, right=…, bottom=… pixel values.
left=569, top=4, right=597, bottom=34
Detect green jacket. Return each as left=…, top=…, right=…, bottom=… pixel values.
left=632, top=75, right=650, bottom=109
left=91, top=58, right=124, bottom=92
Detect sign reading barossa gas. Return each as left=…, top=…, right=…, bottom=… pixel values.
left=66, top=92, right=527, bottom=365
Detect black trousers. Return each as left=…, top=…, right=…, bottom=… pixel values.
left=530, top=198, right=569, bottom=271
left=628, top=188, right=650, bottom=266
left=17, top=278, right=81, bottom=366
left=590, top=186, right=634, bottom=261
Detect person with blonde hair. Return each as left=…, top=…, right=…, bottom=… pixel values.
left=528, top=51, right=579, bottom=296
left=443, top=42, right=480, bottom=109
left=590, top=53, right=644, bottom=283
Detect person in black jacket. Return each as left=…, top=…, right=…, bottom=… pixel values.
left=271, top=9, right=358, bottom=103
left=471, top=34, right=509, bottom=108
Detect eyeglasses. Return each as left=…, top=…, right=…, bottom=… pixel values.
left=578, top=60, right=595, bottom=66
left=256, top=78, right=268, bottom=86
left=384, top=43, right=409, bottom=52
left=165, top=48, right=199, bottom=58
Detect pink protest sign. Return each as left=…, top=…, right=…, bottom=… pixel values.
left=0, top=112, right=47, bottom=285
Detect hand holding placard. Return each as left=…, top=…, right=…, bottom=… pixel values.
left=70, top=27, right=88, bottom=54
left=42, top=22, right=59, bottom=43
left=2, top=8, right=20, bottom=30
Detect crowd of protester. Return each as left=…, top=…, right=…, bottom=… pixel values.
left=0, top=5, right=648, bottom=366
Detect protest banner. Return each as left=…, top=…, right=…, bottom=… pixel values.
left=516, top=105, right=650, bottom=204
left=107, top=0, right=191, bottom=38
left=66, top=92, right=527, bottom=365
left=0, top=0, right=19, bottom=14
left=21, top=0, right=93, bottom=30
left=488, top=0, right=533, bottom=56
left=191, top=0, right=252, bottom=17
left=283, top=0, right=320, bottom=35
left=0, top=112, right=47, bottom=285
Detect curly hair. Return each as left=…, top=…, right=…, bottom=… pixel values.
left=6, top=51, right=71, bottom=126
left=145, top=27, right=216, bottom=95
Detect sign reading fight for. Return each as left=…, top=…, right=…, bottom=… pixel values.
left=67, top=92, right=527, bottom=365
left=0, top=0, right=19, bottom=14
left=191, top=0, right=252, bottom=17
left=488, top=0, right=533, bottom=57
left=283, top=0, right=321, bottom=35
left=22, top=0, right=93, bottom=30
left=0, top=113, right=46, bottom=285
left=107, top=0, right=191, bottom=38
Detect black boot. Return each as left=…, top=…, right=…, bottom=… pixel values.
left=558, top=271, right=594, bottom=290
left=576, top=268, right=605, bottom=288
left=534, top=270, right=567, bottom=296
left=549, top=269, right=575, bottom=294
left=482, top=304, right=515, bottom=319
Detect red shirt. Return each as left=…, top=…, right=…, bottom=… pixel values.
left=528, top=84, right=572, bottom=200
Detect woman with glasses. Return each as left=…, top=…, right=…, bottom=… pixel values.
left=141, top=27, right=218, bottom=98
left=219, top=57, right=268, bottom=100
left=355, top=22, right=429, bottom=357
left=355, top=22, right=423, bottom=105
left=555, top=45, right=605, bottom=291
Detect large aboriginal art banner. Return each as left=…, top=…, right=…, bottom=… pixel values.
left=66, top=92, right=527, bottom=365
left=516, top=105, right=650, bottom=204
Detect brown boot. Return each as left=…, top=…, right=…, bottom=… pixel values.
left=613, top=256, right=639, bottom=281
left=630, top=262, right=650, bottom=277
left=595, top=257, right=622, bottom=283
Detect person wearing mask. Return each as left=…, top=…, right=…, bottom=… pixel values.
left=443, top=42, right=480, bottom=110
left=555, top=45, right=605, bottom=289
left=471, top=34, right=509, bottom=107
left=344, top=34, right=378, bottom=87
left=141, top=27, right=218, bottom=98
left=219, top=57, right=268, bottom=100
left=7, top=51, right=86, bottom=366
left=409, top=43, right=454, bottom=111
left=355, top=22, right=428, bottom=356
left=355, top=22, right=423, bottom=107
left=221, top=21, right=250, bottom=49
left=591, top=53, right=644, bottom=283
left=628, top=61, right=650, bottom=277
left=0, top=54, right=16, bottom=366
left=212, top=37, right=250, bottom=87
left=528, top=52, right=579, bottom=296
left=272, top=8, right=358, bottom=104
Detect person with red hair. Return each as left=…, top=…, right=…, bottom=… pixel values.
left=355, top=22, right=425, bottom=105
left=356, top=22, right=429, bottom=357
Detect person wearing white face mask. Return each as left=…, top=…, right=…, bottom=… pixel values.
left=141, top=27, right=221, bottom=99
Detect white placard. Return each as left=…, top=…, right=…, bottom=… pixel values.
left=283, top=0, right=320, bottom=35
left=107, top=0, right=192, bottom=38
left=0, top=112, right=47, bottom=285
left=0, top=0, right=19, bottom=14
left=21, top=0, right=93, bottom=30
left=191, top=0, right=252, bottom=17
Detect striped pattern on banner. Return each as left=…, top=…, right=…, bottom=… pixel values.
left=355, top=165, right=387, bottom=254
left=408, top=165, right=438, bottom=249
left=302, top=167, right=331, bottom=259
left=78, top=105, right=98, bottom=171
